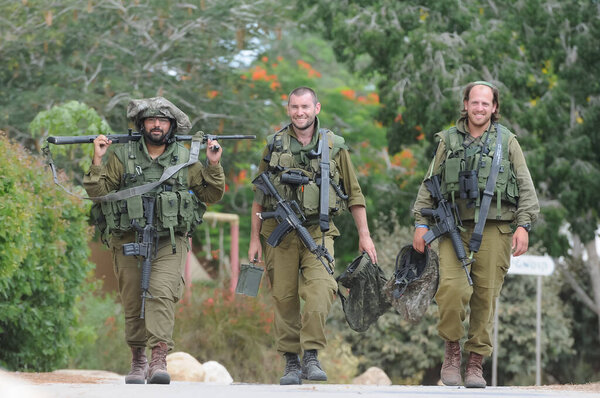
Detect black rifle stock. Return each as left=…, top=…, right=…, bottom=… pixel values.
left=122, top=196, right=157, bottom=319
left=252, top=172, right=334, bottom=274
left=420, top=175, right=474, bottom=285
left=47, top=130, right=255, bottom=152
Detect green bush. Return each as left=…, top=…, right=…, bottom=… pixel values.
left=0, top=133, right=94, bottom=371
left=69, top=287, right=129, bottom=375
left=173, top=283, right=281, bottom=383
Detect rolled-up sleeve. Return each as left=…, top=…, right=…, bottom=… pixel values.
left=188, top=162, right=225, bottom=203
left=337, top=149, right=366, bottom=208
left=82, top=153, right=122, bottom=197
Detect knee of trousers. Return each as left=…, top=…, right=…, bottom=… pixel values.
left=435, top=277, right=471, bottom=311
left=300, top=279, right=336, bottom=314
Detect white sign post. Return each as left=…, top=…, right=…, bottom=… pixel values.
left=492, top=255, right=555, bottom=387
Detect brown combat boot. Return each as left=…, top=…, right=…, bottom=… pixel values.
left=464, top=352, right=486, bottom=388
left=147, top=342, right=170, bottom=384
left=440, top=341, right=462, bottom=386
left=124, top=346, right=148, bottom=384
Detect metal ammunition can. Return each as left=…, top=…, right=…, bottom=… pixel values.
left=235, top=263, right=264, bottom=297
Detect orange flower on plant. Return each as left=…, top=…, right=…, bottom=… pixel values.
left=360, top=140, right=369, bottom=148
left=341, top=89, right=356, bottom=100
left=270, top=81, right=281, bottom=90
left=394, top=114, right=403, bottom=123
left=367, top=92, right=379, bottom=104
left=261, top=56, right=268, bottom=63
left=297, top=59, right=312, bottom=70
left=416, top=133, right=425, bottom=141
left=415, top=125, right=423, bottom=132
left=251, top=65, right=267, bottom=81
left=207, top=90, right=219, bottom=99
left=280, top=94, right=288, bottom=101
left=277, top=56, right=283, bottom=62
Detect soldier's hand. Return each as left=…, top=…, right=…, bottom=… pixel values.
left=206, top=138, right=222, bottom=165
left=248, top=237, right=263, bottom=266
left=92, top=134, right=112, bottom=165
left=359, top=236, right=378, bottom=265
left=413, top=226, right=428, bottom=253
left=512, top=227, right=529, bottom=257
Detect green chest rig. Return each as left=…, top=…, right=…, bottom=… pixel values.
left=436, top=123, right=519, bottom=220
left=92, top=140, right=206, bottom=251
left=264, top=125, right=348, bottom=221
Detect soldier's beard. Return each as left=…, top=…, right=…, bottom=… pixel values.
left=144, top=128, right=168, bottom=145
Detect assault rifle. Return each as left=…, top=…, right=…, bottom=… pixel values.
left=420, top=175, right=474, bottom=285
left=122, top=196, right=157, bottom=319
left=46, top=130, right=256, bottom=152
left=252, top=172, right=334, bottom=275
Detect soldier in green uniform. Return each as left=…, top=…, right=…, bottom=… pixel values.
left=412, top=82, right=540, bottom=388
left=248, top=87, right=378, bottom=385
left=83, top=97, right=225, bottom=384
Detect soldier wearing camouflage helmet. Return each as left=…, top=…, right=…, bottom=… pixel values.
left=83, top=97, right=225, bottom=384
left=412, top=82, right=539, bottom=388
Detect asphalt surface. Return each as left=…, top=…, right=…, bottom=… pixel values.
left=6, top=378, right=600, bottom=398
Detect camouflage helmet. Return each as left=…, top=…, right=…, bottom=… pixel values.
left=127, top=96, right=192, bottom=134
left=383, top=245, right=439, bottom=324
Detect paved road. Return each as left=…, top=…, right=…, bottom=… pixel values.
left=7, top=378, right=600, bottom=398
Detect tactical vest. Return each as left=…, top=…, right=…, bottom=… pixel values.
left=265, top=127, right=348, bottom=218
left=91, top=140, right=206, bottom=243
left=436, top=124, right=519, bottom=212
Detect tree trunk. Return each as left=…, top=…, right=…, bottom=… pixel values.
left=583, top=237, right=600, bottom=343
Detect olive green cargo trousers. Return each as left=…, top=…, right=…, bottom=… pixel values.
left=264, top=231, right=337, bottom=355
left=111, top=234, right=187, bottom=351
left=435, top=221, right=512, bottom=357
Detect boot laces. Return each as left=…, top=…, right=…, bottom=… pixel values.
left=444, top=342, right=461, bottom=368
left=283, top=353, right=300, bottom=374
left=303, top=350, right=322, bottom=369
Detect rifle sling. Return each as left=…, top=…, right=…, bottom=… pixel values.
left=48, top=140, right=202, bottom=202
left=318, top=129, right=330, bottom=232
left=468, top=123, right=502, bottom=253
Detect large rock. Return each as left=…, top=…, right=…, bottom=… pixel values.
left=165, top=352, right=233, bottom=384
left=166, top=352, right=205, bottom=382
left=352, top=366, right=392, bottom=385
left=202, top=361, right=233, bottom=384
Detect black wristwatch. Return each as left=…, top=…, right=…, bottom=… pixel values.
left=518, top=224, right=532, bottom=233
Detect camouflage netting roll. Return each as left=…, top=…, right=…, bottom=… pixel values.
left=383, top=245, right=439, bottom=324
left=127, top=97, right=192, bottom=133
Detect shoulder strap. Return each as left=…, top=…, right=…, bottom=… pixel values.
left=469, top=123, right=503, bottom=253
left=264, top=124, right=289, bottom=163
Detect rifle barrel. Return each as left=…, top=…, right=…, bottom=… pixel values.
left=47, top=133, right=256, bottom=145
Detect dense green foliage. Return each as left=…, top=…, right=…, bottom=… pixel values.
left=0, top=134, right=94, bottom=371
